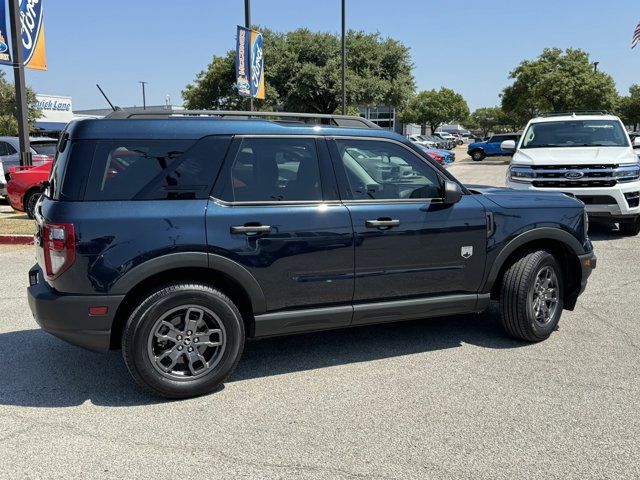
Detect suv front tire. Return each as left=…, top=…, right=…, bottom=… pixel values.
left=499, top=250, right=564, bottom=342
left=619, top=216, right=640, bottom=236
left=122, top=282, right=245, bottom=398
left=470, top=149, right=485, bottom=162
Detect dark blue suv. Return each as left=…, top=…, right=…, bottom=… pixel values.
left=28, top=112, right=595, bottom=398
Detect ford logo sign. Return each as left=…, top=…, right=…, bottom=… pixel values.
left=251, top=33, right=264, bottom=95
left=20, top=0, right=44, bottom=65
left=564, top=170, right=585, bottom=179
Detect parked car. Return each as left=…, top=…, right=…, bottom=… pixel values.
left=28, top=112, right=595, bottom=398
left=467, top=133, right=520, bottom=161
left=408, top=135, right=439, bottom=149
left=7, top=160, right=53, bottom=218
left=433, top=133, right=457, bottom=150
left=505, top=112, right=640, bottom=235
left=0, top=137, right=57, bottom=177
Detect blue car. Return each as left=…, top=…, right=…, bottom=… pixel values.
left=467, top=133, right=520, bottom=161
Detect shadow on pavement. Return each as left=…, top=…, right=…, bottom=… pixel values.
left=0, top=305, right=527, bottom=408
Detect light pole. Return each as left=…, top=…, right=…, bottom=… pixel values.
left=245, top=0, right=253, bottom=112
left=341, top=0, right=346, bottom=115
left=593, top=61, right=599, bottom=73
left=8, top=0, right=31, bottom=166
left=139, top=81, right=148, bottom=109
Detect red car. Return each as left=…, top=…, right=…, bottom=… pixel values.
left=7, top=156, right=52, bottom=218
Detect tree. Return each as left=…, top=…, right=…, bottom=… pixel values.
left=501, top=48, right=618, bottom=125
left=399, top=87, right=469, bottom=134
left=0, top=71, right=41, bottom=136
left=470, top=107, right=504, bottom=136
left=617, top=84, right=640, bottom=131
left=183, top=28, right=415, bottom=114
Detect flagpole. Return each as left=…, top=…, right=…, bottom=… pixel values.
left=8, top=0, right=31, bottom=167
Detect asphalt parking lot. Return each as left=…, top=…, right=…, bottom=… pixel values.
left=1, top=157, right=639, bottom=479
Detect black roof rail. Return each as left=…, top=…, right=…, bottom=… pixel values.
left=539, top=110, right=613, bottom=117
left=103, top=108, right=381, bottom=129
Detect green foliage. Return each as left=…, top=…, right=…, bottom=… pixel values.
left=501, top=48, right=618, bottom=125
left=183, top=28, right=415, bottom=114
left=399, top=87, right=469, bottom=133
left=617, top=84, right=640, bottom=130
left=0, top=70, right=41, bottom=136
left=469, top=106, right=520, bottom=135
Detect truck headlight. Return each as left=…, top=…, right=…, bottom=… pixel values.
left=613, top=164, right=640, bottom=183
left=509, top=167, right=536, bottom=182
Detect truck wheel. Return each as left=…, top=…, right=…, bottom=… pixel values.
left=499, top=250, right=563, bottom=342
left=471, top=150, right=485, bottom=161
left=618, top=217, right=640, bottom=236
left=24, top=189, right=42, bottom=219
left=122, top=282, right=245, bottom=399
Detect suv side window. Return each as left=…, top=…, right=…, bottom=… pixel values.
left=84, top=136, right=229, bottom=201
left=221, top=137, right=322, bottom=202
left=334, top=139, right=442, bottom=200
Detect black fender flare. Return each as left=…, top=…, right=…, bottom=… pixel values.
left=110, top=252, right=267, bottom=314
left=482, top=227, right=585, bottom=293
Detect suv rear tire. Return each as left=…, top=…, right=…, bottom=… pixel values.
left=619, top=217, right=640, bottom=236
left=499, top=250, right=564, bottom=342
left=471, top=149, right=485, bottom=161
left=122, top=282, right=245, bottom=399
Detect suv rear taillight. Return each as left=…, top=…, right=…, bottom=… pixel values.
left=43, top=223, right=76, bottom=279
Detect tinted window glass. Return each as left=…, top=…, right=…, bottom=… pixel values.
left=32, top=142, right=57, bottom=157
left=223, top=138, right=322, bottom=202
left=521, top=120, right=629, bottom=148
left=0, top=142, right=10, bottom=156
left=84, top=137, right=228, bottom=201
left=335, top=139, right=442, bottom=200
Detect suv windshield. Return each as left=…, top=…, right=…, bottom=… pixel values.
left=522, top=120, right=629, bottom=149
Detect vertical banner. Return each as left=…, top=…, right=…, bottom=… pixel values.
left=21, top=0, right=47, bottom=70
left=235, top=25, right=251, bottom=97
left=0, top=0, right=12, bottom=64
left=235, top=25, right=264, bottom=100
left=250, top=29, right=265, bottom=100
left=0, top=0, right=46, bottom=70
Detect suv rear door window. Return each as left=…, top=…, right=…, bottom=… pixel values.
left=84, top=137, right=229, bottom=201
left=221, top=137, right=323, bottom=202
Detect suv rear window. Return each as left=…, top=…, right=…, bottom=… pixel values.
left=83, top=137, right=229, bottom=201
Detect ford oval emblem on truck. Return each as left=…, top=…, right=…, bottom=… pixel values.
left=564, top=170, right=585, bottom=179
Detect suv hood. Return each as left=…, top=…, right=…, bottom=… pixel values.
left=466, top=185, right=583, bottom=210
left=512, top=146, right=635, bottom=166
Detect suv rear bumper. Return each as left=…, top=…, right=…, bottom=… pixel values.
left=27, top=265, right=124, bottom=352
left=506, top=180, right=640, bottom=218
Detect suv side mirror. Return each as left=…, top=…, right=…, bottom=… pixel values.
left=633, top=137, right=640, bottom=149
left=501, top=140, right=516, bottom=152
left=443, top=180, right=463, bottom=205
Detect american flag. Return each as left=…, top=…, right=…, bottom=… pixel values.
left=633, top=20, right=640, bottom=49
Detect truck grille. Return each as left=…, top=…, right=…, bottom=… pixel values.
left=510, top=164, right=640, bottom=188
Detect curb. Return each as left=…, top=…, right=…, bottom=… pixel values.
left=0, top=234, right=34, bottom=245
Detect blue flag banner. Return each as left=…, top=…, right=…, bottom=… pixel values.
left=235, top=25, right=265, bottom=99
left=0, top=0, right=11, bottom=64
left=0, top=0, right=47, bottom=70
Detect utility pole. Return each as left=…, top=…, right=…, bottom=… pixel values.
left=139, top=81, right=148, bottom=109
left=341, top=0, right=346, bottom=115
left=245, top=0, right=253, bottom=112
left=8, top=0, right=31, bottom=167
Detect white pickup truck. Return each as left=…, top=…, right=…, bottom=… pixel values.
left=503, top=112, right=640, bottom=235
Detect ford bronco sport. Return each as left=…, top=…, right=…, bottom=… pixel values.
left=28, top=111, right=596, bottom=398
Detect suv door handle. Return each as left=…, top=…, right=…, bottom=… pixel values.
left=230, top=224, right=272, bottom=234
left=365, top=218, right=400, bottom=229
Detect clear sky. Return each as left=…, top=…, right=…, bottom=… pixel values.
left=2, top=0, right=638, bottom=111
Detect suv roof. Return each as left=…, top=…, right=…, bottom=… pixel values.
left=64, top=117, right=405, bottom=142
left=529, top=113, right=621, bottom=124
